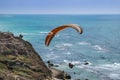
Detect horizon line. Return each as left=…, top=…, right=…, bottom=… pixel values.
left=0, top=13, right=120, bottom=15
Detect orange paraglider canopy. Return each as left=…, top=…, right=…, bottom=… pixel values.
left=45, top=24, right=83, bottom=46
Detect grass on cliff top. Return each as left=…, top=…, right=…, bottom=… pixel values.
left=13, top=68, right=32, bottom=78
left=0, top=54, right=31, bottom=63
left=0, top=63, right=7, bottom=70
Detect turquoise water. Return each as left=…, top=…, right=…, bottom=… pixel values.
left=0, top=14, right=120, bottom=80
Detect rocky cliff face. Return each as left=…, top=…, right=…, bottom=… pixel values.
left=0, top=32, right=52, bottom=80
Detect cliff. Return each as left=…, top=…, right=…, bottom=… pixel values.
left=0, top=32, right=70, bottom=80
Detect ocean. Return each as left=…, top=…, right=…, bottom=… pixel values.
left=0, top=14, right=120, bottom=80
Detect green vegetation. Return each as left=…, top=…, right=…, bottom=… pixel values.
left=13, top=68, right=32, bottom=78
left=2, top=49, right=15, bottom=55
left=0, top=63, right=7, bottom=70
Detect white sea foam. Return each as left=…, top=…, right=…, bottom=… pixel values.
left=46, top=53, right=59, bottom=60
left=49, top=48, right=53, bottom=51
left=55, top=43, right=73, bottom=50
left=76, top=63, right=120, bottom=79
left=64, top=60, right=84, bottom=65
left=78, top=41, right=91, bottom=45
left=15, top=32, right=42, bottom=36
left=92, top=45, right=107, bottom=52
left=21, top=33, right=36, bottom=35
left=71, top=61, right=81, bottom=65
left=63, top=59, right=92, bottom=66
left=63, top=60, right=70, bottom=64
left=63, top=60, right=80, bottom=64
left=39, top=31, right=59, bottom=37
left=55, top=45, right=66, bottom=50
left=78, top=42, right=107, bottom=52
left=108, top=73, right=120, bottom=79
left=39, top=31, right=49, bottom=34
left=62, top=43, right=73, bottom=47
left=93, top=45, right=104, bottom=50
left=97, top=63, right=120, bottom=79
left=76, top=63, right=120, bottom=71
left=65, top=52, right=72, bottom=55
left=97, top=63, right=120, bottom=70
left=18, top=31, right=52, bottom=36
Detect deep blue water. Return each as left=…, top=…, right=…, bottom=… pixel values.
left=0, top=14, right=120, bottom=80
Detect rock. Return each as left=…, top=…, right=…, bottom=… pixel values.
left=47, top=61, right=54, bottom=68
left=50, top=68, right=71, bottom=79
left=47, top=60, right=59, bottom=68
left=68, top=63, right=74, bottom=68
left=54, top=65, right=59, bottom=67
left=64, top=73, right=71, bottom=79
left=84, top=62, right=89, bottom=65
left=84, top=60, right=90, bottom=65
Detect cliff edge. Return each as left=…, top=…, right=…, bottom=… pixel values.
left=0, top=32, right=70, bottom=80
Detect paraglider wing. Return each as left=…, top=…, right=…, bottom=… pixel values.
left=45, top=24, right=83, bottom=46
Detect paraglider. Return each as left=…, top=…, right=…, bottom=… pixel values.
left=45, top=24, right=83, bottom=46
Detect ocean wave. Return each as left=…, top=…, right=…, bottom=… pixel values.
left=78, top=42, right=107, bottom=52
left=63, top=43, right=73, bottom=47
left=63, top=59, right=92, bottom=65
left=108, top=73, right=120, bottom=79
left=78, top=41, right=91, bottom=46
left=15, top=31, right=60, bottom=36
left=96, top=63, right=120, bottom=70
left=21, top=33, right=39, bottom=35
left=54, top=43, right=73, bottom=50
left=14, top=33, right=38, bottom=36
left=56, top=43, right=73, bottom=47
left=39, top=31, right=59, bottom=37
left=54, top=45, right=66, bottom=50
left=76, top=63, right=120, bottom=71
left=93, top=45, right=106, bottom=52
left=95, top=63, right=120, bottom=79
left=46, top=53, right=60, bottom=60
left=39, top=31, right=49, bottom=34
left=76, top=63, right=120, bottom=79
left=65, top=52, right=72, bottom=55
left=15, top=32, right=47, bottom=36
left=63, top=60, right=81, bottom=65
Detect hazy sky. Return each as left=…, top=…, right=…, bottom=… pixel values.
left=0, top=0, right=120, bottom=14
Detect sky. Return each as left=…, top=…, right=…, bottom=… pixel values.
left=0, top=0, right=120, bottom=14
